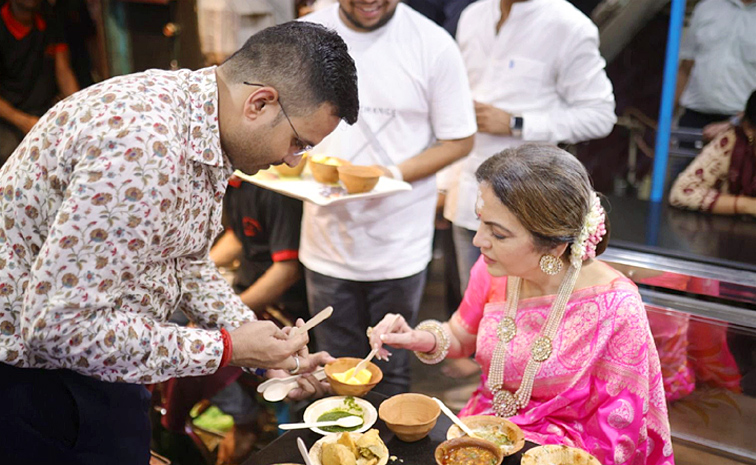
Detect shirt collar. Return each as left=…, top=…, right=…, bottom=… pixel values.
left=1, top=2, right=46, bottom=40
left=185, top=66, right=226, bottom=169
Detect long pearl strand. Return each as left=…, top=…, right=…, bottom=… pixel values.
left=487, top=263, right=581, bottom=417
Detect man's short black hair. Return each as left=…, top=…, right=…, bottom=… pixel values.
left=221, top=21, right=359, bottom=125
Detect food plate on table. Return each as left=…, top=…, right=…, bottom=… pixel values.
left=233, top=168, right=412, bottom=207
left=309, top=429, right=389, bottom=465
left=446, top=415, right=525, bottom=456
left=520, top=445, right=601, bottom=465
left=303, top=396, right=378, bottom=436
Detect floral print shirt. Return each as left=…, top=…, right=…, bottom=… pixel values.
left=0, top=67, right=256, bottom=383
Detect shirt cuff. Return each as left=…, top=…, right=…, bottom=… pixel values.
left=520, top=110, right=553, bottom=142
left=271, top=249, right=298, bottom=262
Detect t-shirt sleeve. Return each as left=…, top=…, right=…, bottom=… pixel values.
left=453, top=255, right=493, bottom=334
left=44, top=13, right=69, bottom=55
left=427, top=38, right=477, bottom=140
left=265, top=192, right=303, bottom=262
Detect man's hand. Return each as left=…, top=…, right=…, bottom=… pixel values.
left=266, top=351, right=335, bottom=401
left=228, top=320, right=308, bottom=369
left=474, top=101, right=512, bottom=135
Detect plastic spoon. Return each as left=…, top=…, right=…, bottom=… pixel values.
left=297, top=437, right=314, bottom=465
left=261, top=369, right=327, bottom=402
left=432, top=397, right=479, bottom=439
left=346, top=347, right=379, bottom=383
left=256, top=367, right=325, bottom=394
left=278, top=415, right=363, bottom=431
left=290, top=306, right=333, bottom=337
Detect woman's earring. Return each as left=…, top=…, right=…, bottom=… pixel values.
left=540, top=254, right=563, bottom=275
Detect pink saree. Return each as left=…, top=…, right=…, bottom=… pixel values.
left=454, top=258, right=674, bottom=465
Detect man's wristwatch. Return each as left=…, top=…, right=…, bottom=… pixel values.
left=510, top=116, right=523, bottom=138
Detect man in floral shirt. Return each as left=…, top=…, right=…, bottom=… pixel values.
left=0, top=22, right=358, bottom=464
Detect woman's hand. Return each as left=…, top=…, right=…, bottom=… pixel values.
left=368, top=313, right=436, bottom=361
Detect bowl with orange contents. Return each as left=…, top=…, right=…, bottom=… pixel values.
left=337, top=165, right=383, bottom=194
left=273, top=155, right=308, bottom=177
left=435, top=437, right=504, bottom=465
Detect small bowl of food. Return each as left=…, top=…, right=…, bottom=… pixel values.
left=446, top=415, right=525, bottom=456
left=435, top=437, right=504, bottom=465
left=520, top=445, right=601, bottom=465
left=324, top=357, right=383, bottom=398
left=309, top=429, right=389, bottom=465
left=378, top=393, right=440, bottom=442
left=337, top=165, right=383, bottom=194
left=309, top=155, right=350, bottom=184
left=303, top=395, right=377, bottom=436
left=273, top=156, right=308, bottom=177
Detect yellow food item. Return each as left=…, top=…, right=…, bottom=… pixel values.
left=322, top=443, right=357, bottom=465
left=311, top=155, right=342, bottom=166
left=332, top=368, right=372, bottom=385
left=338, top=431, right=359, bottom=457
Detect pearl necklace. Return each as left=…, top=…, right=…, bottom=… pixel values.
left=486, top=263, right=581, bottom=417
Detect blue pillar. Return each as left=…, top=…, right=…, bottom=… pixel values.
left=650, top=0, right=687, bottom=202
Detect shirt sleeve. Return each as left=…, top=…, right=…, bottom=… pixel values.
left=428, top=38, right=478, bottom=140
left=264, top=192, right=303, bottom=262
left=521, top=21, right=617, bottom=144
left=669, top=131, right=735, bottom=211
left=452, top=255, right=493, bottom=334
left=21, top=134, right=227, bottom=383
left=678, top=3, right=701, bottom=61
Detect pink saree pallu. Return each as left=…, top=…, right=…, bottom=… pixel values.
left=453, top=259, right=674, bottom=465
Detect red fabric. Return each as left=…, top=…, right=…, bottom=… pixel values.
left=219, top=328, right=233, bottom=368
left=271, top=249, right=298, bottom=262
left=228, top=175, right=242, bottom=188
left=728, top=127, right=756, bottom=198
left=45, top=42, right=68, bottom=56
left=1, top=3, right=46, bottom=40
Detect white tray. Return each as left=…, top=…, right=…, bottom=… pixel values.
left=233, top=169, right=412, bottom=206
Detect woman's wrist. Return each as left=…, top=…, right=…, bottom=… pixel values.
left=413, top=320, right=451, bottom=365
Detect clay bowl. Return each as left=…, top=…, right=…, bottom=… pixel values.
left=435, top=437, right=504, bottom=465
left=337, top=165, right=383, bottom=194
left=309, top=156, right=350, bottom=184
left=378, top=393, right=440, bottom=442
left=324, top=357, right=383, bottom=398
left=446, top=415, right=525, bottom=456
left=520, top=445, right=601, bottom=465
left=273, top=156, right=307, bottom=177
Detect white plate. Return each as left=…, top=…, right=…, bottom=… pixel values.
left=308, top=431, right=389, bottom=465
left=303, top=396, right=377, bottom=436
left=234, top=169, right=412, bottom=206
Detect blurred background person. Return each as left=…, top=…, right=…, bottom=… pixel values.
left=0, top=0, right=79, bottom=165
left=670, top=90, right=756, bottom=217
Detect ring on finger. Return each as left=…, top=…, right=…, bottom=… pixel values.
left=288, top=355, right=301, bottom=375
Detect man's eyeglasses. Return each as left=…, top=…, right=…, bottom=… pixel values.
left=243, top=82, right=313, bottom=157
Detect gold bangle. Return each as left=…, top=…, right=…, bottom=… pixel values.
left=413, top=320, right=450, bottom=365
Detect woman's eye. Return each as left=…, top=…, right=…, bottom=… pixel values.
left=492, top=233, right=506, bottom=240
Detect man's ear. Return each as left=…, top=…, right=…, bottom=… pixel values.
left=243, top=87, right=279, bottom=121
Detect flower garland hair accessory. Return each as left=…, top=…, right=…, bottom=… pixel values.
left=569, top=192, right=606, bottom=269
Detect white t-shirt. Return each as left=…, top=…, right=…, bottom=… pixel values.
left=445, top=0, right=616, bottom=231
left=299, top=4, right=476, bottom=281
left=679, top=0, right=756, bottom=115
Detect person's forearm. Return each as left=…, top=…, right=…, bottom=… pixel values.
left=712, top=195, right=756, bottom=216
left=0, top=97, right=36, bottom=131
left=675, top=60, right=693, bottom=111
left=210, top=230, right=243, bottom=267
left=55, top=50, right=80, bottom=97
left=239, top=260, right=301, bottom=311
left=396, top=136, right=474, bottom=183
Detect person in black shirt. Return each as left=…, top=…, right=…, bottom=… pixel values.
left=0, top=0, right=79, bottom=165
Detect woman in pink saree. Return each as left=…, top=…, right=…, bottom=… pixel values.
left=370, top=145, right=673, bottom=465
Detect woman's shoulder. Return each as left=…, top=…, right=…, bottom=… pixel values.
left=576, top=260, right=637, bottom=293
left=704, top=128, right=738, bottom=155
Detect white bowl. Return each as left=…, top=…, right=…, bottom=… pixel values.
left=303, top=396, right=377, bottom=436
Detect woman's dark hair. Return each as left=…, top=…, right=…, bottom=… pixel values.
left=475, top=144, right=610, bottom=258
left=744, top=90, right=756, bottom=125
left=220, top=21, right=359, bottom=125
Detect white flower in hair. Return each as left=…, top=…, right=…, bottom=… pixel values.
left=570, top=192, right=606, bottom=269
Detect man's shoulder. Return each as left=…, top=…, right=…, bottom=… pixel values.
left=397, top=4, right=454, bottom=40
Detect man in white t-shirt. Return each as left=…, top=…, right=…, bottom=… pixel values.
left=300, top=0, right=476, bottom=395
left=445, top=0, right=616, bottom=291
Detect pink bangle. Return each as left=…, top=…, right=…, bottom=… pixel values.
left=219, top=328, right=233, bottom=368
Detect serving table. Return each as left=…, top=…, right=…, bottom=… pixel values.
left=244, top=391, right=537, bottom=465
